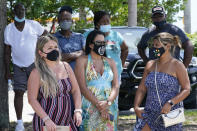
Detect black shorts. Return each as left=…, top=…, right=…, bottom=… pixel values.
left=13, top=63, right=35, bottom=91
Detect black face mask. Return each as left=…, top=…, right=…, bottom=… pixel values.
left=43, top=50, right=59, bottom=61
left=153, top=20, right=166, bottom=29
left=93, top=43, right=106, bottom=56
left=151, top=47, right=165, bottom=59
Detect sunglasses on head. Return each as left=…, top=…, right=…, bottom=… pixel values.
left=92, top=41, right=106, bottom=45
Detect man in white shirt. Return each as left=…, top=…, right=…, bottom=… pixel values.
left=4, top=3, right=47, bottom=131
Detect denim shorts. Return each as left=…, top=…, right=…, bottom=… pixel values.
left=13, top=63, right=35, bottom=91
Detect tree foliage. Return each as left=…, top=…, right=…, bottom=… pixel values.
left=6, top=0, right=187, bottom=29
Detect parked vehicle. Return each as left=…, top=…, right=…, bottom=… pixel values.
left=80, top=26, right=197, bottom=110
left=113, top=26, right=197, bottom=110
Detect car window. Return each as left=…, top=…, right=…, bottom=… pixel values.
left=112, top=28, right=147, bottom=53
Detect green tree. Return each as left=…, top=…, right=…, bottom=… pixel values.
left=0, top=0, right=9, bottom=130
left=137, top=0, right=187, bottom=27
left=6, top=0, right=187, bottom=29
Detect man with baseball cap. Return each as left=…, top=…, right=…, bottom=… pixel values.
left=137, top=5, right=194, bottom=68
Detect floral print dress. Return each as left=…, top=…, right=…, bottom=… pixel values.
left=81, top=54, right=118, bottom=131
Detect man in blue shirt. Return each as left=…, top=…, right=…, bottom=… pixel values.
left=137, top=5, right=194, bottom=68
left=54, top=6, right=85, bottom=70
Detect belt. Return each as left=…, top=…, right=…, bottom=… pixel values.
left=15, top=63, right=34, bottom=72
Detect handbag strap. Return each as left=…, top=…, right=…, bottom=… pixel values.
left=154, top=61, right=183, bottom=108
left=154, top=61, right=163, bottom=108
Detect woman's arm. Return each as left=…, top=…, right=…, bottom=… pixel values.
left=28, top=69, right=56, bottom=130
left=134, top=61, right=151, bottom=108
left=134, top=61, right=152, bottom=118
left=107, top=58, right=119, bottom=103
left=97, top=58, right=119, bottom=113
left=161, top=60, right=190, bottom=114
left=74, top=56, right=100, bottom=107
left=66, top=63, right=82, bottom=110
left=28, top=69, right=49, bottom=119
left=171, top=60, right=190, bottom=104
left=65, top=62, right=82, bottom=126
left=120, top=41, right=129, bottom=66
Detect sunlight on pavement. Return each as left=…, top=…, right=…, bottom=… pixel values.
left=9, top=90, right=34, bottom=123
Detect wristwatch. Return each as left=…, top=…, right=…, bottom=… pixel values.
left=107, top=100, right=112, bottom=106
left=167, top=100, right=174, bottom=107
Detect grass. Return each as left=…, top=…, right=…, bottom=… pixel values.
left=119, top=109, right=197, bottom=125
left=184, top=109, right=197, bottom=125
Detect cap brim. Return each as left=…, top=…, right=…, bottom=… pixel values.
left=152, top=12, right=164, bottom=17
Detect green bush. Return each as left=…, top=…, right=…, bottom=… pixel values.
left=186, top=33, right=197, bottom=56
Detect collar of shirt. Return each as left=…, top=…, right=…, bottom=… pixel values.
left=55, top=31, right=75, bottom=39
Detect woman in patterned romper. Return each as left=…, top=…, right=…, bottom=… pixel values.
left=28, top=34, right=82, bottom=131
left=75, top=30, right=119, bottom=131
left=134, top=32, right=190, bottom=131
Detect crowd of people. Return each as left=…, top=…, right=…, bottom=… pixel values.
left=4, top=2, right=193, bottom=131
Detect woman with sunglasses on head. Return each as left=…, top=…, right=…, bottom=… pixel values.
left=28, top=34, right=82, bottom=131
left=134, top=32, right=190, bottom=131
left=75, top=30, right=119, bottom=131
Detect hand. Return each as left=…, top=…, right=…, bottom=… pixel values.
left=5, top=71, right=12, bottom=81
left=73, top=112, right=82, bottom=127
left=97, top=101, right=108, bottom=112
left=101, top=110, right=109, bottom=120
left=44, top=119, right=56, bottom=131
left=134, top=107, right=144, bottom=119
left=161, top=102, right=172, bottom=114
left=62, top=53, right=73, bottom=62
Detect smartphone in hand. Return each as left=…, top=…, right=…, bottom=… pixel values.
left=109, top=113, right=114, bottom=121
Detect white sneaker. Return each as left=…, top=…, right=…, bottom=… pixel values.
left=15, top=123, right=25, bottom=131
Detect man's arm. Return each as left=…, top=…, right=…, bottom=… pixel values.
left=137, top=46, right=149, bottom=64
left=61, top=50, right=84, bottom=62
left=182, top=40, right=194, bottom=68
left=120, top=41, right=128, bottom=66
left=4, top=44, right=12, bottom=80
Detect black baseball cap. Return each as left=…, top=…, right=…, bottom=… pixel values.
left=59, top=5, right=72, bottom=14
left=152, top=6, right=165, bottom=17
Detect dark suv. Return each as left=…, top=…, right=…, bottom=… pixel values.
left=112, top=26, right=197, bottom=110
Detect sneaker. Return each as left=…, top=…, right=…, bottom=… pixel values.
left=15, top=123, right=25, bottom=131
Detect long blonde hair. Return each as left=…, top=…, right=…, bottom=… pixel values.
left=35, top=34, right=61, bottom=98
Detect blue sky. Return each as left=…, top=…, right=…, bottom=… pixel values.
left=173, top=0, right=197, bottom=33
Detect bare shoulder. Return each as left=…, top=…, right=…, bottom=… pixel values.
left=76, top=55, right=88, bottom=65
left=145, top=60, right=155, bottom=72
left=62, top=61, right=70, bottom=67
left=105, top=57, right=115, bottom=65
left=105, top=57, right=116, bottom=69
left=29, top=68, right=40, bottom=84
left=172, top=58, right=186, bottom=71
left=30, top=68, right=40, bottom=77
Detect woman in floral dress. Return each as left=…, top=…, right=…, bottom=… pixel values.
left=75, top=30, right=119, bottom=131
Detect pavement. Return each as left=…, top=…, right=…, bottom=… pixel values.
left=9, top=90, right=34, bottom=123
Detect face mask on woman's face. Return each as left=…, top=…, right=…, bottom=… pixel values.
left=59, top=20, right=72, bottom=30
left=152, top=47, right=165, bottom=59
left=42, top=50, right=59, bottom=61
left=92, top=41, right=106, bottom=56
left=100, top=25, right=111, bottom=33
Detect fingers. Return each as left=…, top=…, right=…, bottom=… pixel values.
left=73, top=112, right=82, bottom=127
left=161, top=103, right=172, bottom=114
